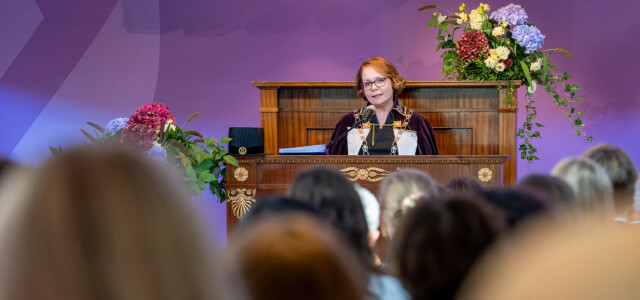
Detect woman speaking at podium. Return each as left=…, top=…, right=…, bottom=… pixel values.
left=328, top=57, right=438, bottom=155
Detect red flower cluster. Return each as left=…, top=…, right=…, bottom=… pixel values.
left=456, top=31, right=489, bottom=62
left=120, top=103, right=176, bottom=151
left=119, top=123, right=157, bottom=151
left=127, top=103, right=176, bottom=132
left=501, top=58, right=514, bottom=69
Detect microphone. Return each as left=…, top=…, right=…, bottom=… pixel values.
left=362, top=105, right=376, bottom=122
left=327, top=105, right=377, bottom=150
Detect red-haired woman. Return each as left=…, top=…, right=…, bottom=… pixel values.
left=329, top=57, right=438, bottom=155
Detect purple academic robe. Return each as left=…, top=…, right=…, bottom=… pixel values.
left=328, top=99, right=438, bottom=155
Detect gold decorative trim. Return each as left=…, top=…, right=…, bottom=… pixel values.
left=236, top=159, right=508, bottom=164
left=234, top=167, right=249, bottom=182
left=341, top=167, right=392, bottom=182
left=229, top=188, right=256, bottom=219
left=478, top=168, right=493, bottom=182
left=239, top=147, right=247, bottom=155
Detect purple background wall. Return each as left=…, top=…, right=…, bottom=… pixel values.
left=2, top=0, right=639, bottom=244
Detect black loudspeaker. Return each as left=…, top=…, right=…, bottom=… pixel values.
left=228, top=127, right=264, bottom=155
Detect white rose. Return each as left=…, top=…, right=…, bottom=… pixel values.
left=527, top=81, right=538, bottom=94
left=492, top=27, right=504, bottom=37
left=470, top=20, right=483, bottom=30
left=530, top=60, right=542, bottom=72
left=485, top=56, right=499, bottom=68
left=495, top=62, right=505, bottom=72
left=488, top=49, right=498, bottom=58
left=495, top=46, right=510, bottom=60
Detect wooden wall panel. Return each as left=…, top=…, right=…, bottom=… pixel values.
left=433, top=128, right=472, bottom=155
left=306, top=128, right=334, bottom=146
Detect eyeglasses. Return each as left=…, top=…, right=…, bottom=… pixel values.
left=361, top=77, right=387, bottom=90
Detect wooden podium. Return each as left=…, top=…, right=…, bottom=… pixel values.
left=226, top=81, right=518, bottom=233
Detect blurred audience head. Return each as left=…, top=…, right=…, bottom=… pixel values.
left=459, top=218, right=640, bottom=300
left=379, top=169, right=439, bottom=237
left=0, top=158, right=17, bottom=182
left=0, top=146, right=227, bottom=300
left=354, top=185, right=381, bottom=247
left=516, top=173, right=576, bottom=210
left=391, top=194, right=502, bottom=300
left=481, top=189, right=549, bottom=230
left=238, top=195, right=323, bottom=234
left=446, top=176, right=484, bottom=196
left=583, top=144, right=638, bottom=215
left=288, top=167, right=373, bottom=270
left=230, top=214, right=367, bottom=300
left=551, top=157, right=614, bottom=221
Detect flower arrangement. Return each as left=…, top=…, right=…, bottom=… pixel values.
left=419, top=3, right=592, bottom=162
left=50, top=102, right=238, bottom=202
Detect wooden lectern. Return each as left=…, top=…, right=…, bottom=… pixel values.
left=225, top=81, right=519, bottom=233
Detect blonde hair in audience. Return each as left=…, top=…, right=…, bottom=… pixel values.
left=551, top=157, right=614, bottom=222
left=378, top=169, right=439, bottom=237
left=458, top=217, right=640, bottom=299
left=583, top=143, right=638, bottom=213
left=229, top=214, right=367, bottom=300
left=0, top=147, right=227, bottom=300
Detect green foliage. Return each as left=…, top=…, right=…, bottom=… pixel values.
left=159, top=120, right=238, bottom=203
left=420, top=3, right=593, bottom=163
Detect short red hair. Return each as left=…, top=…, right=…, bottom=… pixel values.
left=355, top=57, right=406, bottom=100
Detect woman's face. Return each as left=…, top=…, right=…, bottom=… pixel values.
left=361, top=66, right=394, bottom=109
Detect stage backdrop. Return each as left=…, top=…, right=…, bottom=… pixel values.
left=2, top=0, right=639, bottom=244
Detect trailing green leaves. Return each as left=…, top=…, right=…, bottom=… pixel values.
left=421, top=3, right=593, bottom=163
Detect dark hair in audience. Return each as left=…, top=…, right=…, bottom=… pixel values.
left=238, top=196, right=324, bottom=233
left=289, top=167, right=374, bottom=271
left=391, top=194, right=502, bottom=300
left=231, top=214, right=367, bottom=300
left=446, top=176, right=484, bottom=196
left=481, top=189, right=549, bottom=229
left=0, top=158, right=16, bottom=180
left=583, top=144, right=638, bottom=212
left=517, top=173, right=577, bottom=209
left=0, top=147, right=226, bottom=300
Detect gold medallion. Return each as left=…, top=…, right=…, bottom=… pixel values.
left=234, top=167, right=249, bottom=182
left=239, top=147, right=247, bottom=155
left=478, top=168, right=493, bottom=182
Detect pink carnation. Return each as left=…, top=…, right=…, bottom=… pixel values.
left=456, top=31, right=489, bottom=62
left=127, top=102, right=175, bottom=132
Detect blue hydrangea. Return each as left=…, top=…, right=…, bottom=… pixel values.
left=147, top=144, right=167, bottom=163
left=511, top=25, right=545, bottom=53
left=105, top=117, right=129, bottom=134
left=490, top=3, right=528, bottom=26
